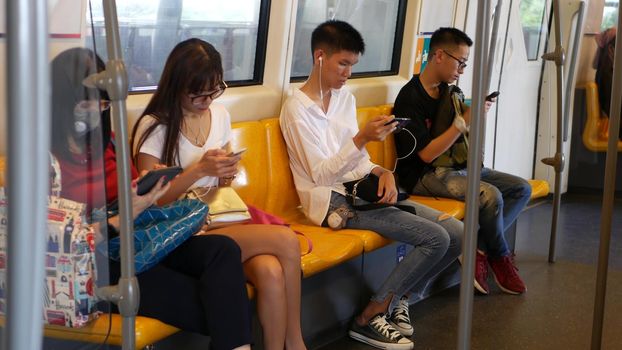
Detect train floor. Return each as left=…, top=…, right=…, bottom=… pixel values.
left=319, top=192, right=622, bottom=350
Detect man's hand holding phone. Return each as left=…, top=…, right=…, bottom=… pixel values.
left=486, top=91, right=500, bottom=101
left=384, top=117, right=411, bottom=131
left=354, top=115, right=396, bottom=149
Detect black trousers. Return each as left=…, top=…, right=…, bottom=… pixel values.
left=109, top=234, right=252, bottom=350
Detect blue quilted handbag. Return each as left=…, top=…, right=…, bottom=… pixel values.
left=108, top=199, right=209, bottom=274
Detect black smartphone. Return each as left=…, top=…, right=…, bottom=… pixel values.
left=384, top=117, right=411, bottom=132
left=384, top=117, right=411, bottom=127
left=136, top=166, right=183, bottom=195
left=486, top=91, right=500, bottom=101
left=108, top=166, right=183, bottom=213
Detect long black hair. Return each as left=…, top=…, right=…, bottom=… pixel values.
left=50, top=47, right=111, bottom=163
left=131, top=38, right=223, bottom=166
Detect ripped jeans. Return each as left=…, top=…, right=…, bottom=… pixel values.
left=413, top=167, right=532, bottom=257
left=323, top=192, right=462, bottom=311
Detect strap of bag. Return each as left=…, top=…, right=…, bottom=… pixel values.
left=345, top=194, right=417, bottom=215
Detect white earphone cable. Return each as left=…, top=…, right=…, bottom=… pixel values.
left=391, top=127, right=417, bottom=173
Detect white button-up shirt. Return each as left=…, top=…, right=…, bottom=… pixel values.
left=280, top=87, right=377, bottom=225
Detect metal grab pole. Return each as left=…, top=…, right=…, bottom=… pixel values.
left=91, top=1, right=138, bottom=349
left=485, top=0, right=503, bottom=92
left=541, top=0, right=565, bottom=263
left=457, top=1, right=490, bottom=349
left=562, top=2, right=586, bottom=142
left=5, top=0, right=50, bottom=349
left=590, top=18, right=622, bottom=350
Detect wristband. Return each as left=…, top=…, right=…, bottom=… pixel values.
left=453, top=115, right=469, bottom=134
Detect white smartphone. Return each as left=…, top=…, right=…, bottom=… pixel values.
left=227, top=148, right=247, bottom=157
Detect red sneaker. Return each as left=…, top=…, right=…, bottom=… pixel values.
left=488, top=254, right=526, bottom=294
left=474, top=251, right=490, bottom=295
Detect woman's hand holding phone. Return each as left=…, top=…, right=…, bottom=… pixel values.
left=197, top=148, right=239, bottom=178
left=130, top=175, right=171, bottom=219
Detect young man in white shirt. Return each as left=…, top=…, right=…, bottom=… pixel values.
left=280, top=20, right=463, bottom=349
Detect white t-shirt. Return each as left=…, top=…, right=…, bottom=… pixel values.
left=280, top=87, right=377, bottom=226
left=135, top=102, right=232, bottom=189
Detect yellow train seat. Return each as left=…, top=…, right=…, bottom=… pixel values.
left=582, top=81, right=622, bottom=152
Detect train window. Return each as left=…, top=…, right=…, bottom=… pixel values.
left=519, top=0, right=547, bottom=61
left=601, top=0, right=619, bottom=30
left=290, top=0, right=407, bottom=80
left=85, top=0, right=270, bottom=92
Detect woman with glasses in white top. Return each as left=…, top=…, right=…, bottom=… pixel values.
left=131, top=38, right=306, bottom=350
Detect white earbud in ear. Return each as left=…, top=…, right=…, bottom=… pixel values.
left=319, top=56, right=323, bottom=67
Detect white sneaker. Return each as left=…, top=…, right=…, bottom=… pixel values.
left=388, top=296, right=414, bottom=337
left=349, top=314, right=414, bottom=349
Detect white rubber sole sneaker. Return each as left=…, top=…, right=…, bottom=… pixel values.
left=474, top=278, right=489, bottom=295
left=388, top=320, right=414, bottom=337
left=349, top=330, right=414, bottom=350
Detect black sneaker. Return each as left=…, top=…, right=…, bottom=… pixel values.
left=388, top=296, right=414, bottom=337
left=349, top=314, right=414, bottom=350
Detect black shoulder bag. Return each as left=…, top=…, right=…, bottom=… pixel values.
left=343, top=173, right=416, bottom=215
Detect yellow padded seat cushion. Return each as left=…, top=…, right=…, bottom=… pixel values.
left=528, top=179, right=549, bottom=200
left=292, top=226, right=364, bottom=277
left=230, top=121, right=269, bottom=209
left=582, top=82, right=622, bottom=152
left=314, top=226, right=392, bottom=253
left=409, top=195, right=466, bottom=220
left=356, top=106, right=386, bottom=166
left=261, top=118, right=304, bottom=217
left=43, top=315, right=179, bottom=349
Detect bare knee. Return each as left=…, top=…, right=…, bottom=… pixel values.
left=248, top=256, right=286, bottom=293
left=271, top=226, right=301, bottom=261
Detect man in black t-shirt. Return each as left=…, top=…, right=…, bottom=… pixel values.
left=394, top=27, right=531, bottom=295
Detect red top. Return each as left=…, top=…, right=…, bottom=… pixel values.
left=58, top=139, right=139, bottom=210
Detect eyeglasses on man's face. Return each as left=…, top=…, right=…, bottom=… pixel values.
left=442, top=50, right=468, bottom=70
left=189, top=81, right=228, bottom=106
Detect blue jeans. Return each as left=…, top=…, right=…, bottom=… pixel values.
left=323, top=192, right=463, bottom=310
left=413, top=167, right=532, bottom=258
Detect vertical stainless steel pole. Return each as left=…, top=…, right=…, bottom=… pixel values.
left=590, top=18, right=622, bottom=350
left=5, top=0, right=50, bottom=349
left=457, top=1, right=490, bottom=349
left=562, top=2, right=586, bottom=142
left=485, top=0, right=503, bottom=92
left=101, top=1, right=137, bottom=349
left=541, top=0, right=565, bottom=263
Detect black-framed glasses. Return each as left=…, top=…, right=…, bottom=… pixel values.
left=189, top=81, right=228, bottom=106
left=442, top=50, right=468, bottom=70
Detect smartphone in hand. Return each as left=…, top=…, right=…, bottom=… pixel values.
left=136, top=166, right=183, bottom=195
left=486, top=91, right=500, bottom=101
left=384, top=117, right=411, bottom=132
left=107, top=166, right=182, bottom=212
left=227, top=148, right=247, bottom=157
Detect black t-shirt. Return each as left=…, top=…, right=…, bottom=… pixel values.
left=393, top=75, right=448, bottom=192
